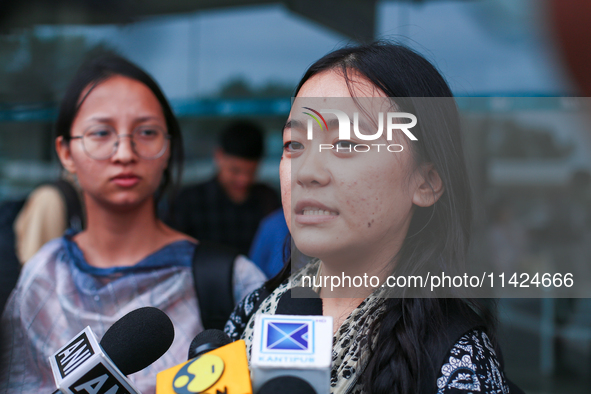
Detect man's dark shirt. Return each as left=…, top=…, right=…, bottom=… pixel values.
left=171, top=177, right=281, bottom=255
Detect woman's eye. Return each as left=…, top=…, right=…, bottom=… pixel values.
left=87, top=129, right=113, bottom=139
left=136, top=128, right=160, bottom=139
left=334, top=140, right=356, bottom=150
left=283, top=141, right=304, bottom=152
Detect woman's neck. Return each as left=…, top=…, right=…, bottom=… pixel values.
left=322, top=296, right=365, bottom=335
left=74, top=195, right=183, bottom=268
left=316, top=243, right=400, bottom=333
left=318, top=242, right=398, bottom=299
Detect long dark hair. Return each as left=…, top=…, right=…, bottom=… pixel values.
left=269, top=42, right=495, bottom=393
left=55, top=54, right=183, bottom=206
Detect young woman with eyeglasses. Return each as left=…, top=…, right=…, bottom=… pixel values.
left=0, top=55, right=265, bottom=394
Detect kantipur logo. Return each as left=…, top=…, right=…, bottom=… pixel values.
left=265, top=322, right=310, bottom=351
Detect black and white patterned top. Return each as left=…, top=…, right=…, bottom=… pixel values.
left=437, top=329, right=509, bottom=394
left=225, top=286, right=270, bottom=342
left=226, top=286, right=511, bottom=394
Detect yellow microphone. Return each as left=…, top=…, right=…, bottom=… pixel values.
left=156, top=339, right=252, bottom=394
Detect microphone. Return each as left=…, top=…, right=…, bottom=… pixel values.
left=49, top=306, right=175, bottom=394
left=258, top=376, right=317, bottom=394
left=250, top=288, right=332, bottom=394
left=187, top=329, right=232, bottom=360
left=156, top=330, right=252, bottom=394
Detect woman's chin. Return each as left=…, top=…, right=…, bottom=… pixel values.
left=293, top=242, right=345, bottom=264
left=96, top=193, right=151, bottom=212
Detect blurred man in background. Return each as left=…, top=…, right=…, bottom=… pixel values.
left=170, top=120, right=280, bottom=255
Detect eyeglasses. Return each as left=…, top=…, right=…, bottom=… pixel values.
left=70, top=125, right=171, bottom=160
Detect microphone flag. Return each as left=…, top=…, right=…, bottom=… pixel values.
left=156, top=339, right=252, bottom=394
left=251, top=314, right=333, bottom=394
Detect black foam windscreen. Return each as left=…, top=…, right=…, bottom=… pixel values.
left=275, top=288, right=323, bottom=316
left=100, top=307, right=175, bottom=375
left=258, top=376, right=317, bottom=394
left=187, top=329, right=232, bottom=360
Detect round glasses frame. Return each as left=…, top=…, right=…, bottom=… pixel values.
left=69, top=126, right=171, bottom=160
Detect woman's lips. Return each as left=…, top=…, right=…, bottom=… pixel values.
left=294, top=199, right=339, bottom=224
left=300, top=207, right=338, bottom=216
left=111, top=175, right=140, bottom=188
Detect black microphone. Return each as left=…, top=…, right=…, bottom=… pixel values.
left=187, top=329, right=232, bottom=360
left=258, top=376, right=317, bottom=394
left=275, top=288, right=323, bottom=316
left=49, top=306, right=175, bottom=394
left=101, top=306, right=175, bottom=375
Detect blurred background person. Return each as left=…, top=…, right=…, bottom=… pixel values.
left=0, top=55, right=265, bottom=394
left=0, top=173, right=83, bottom=313
left=170, top=120, right=280, bottom=255
left=248, top=207, right=289, bottom=277
left=550, top=0, right=591, bottom=97
left=14, top=173, right=84, bottom=264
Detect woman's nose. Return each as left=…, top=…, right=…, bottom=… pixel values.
left=295, top=145, right=331, bottom=187
left=111, top=134, right=138, bottom=163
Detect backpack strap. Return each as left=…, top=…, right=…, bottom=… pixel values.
left=51, top=179, right=84, bottom=231
left=191, top=241, right=239, bottom=330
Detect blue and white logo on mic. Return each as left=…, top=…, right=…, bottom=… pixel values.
left=267, top=322, right=309, bottom=350
left=261, top=319, right=314, bottom=354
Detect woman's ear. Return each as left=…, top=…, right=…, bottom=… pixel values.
left=55, top=136, right=77, bottom=174
left=412, top=163, right=444, bottom=207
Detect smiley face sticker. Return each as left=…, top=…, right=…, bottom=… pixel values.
left=173, top=354, right=225, bottom=394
